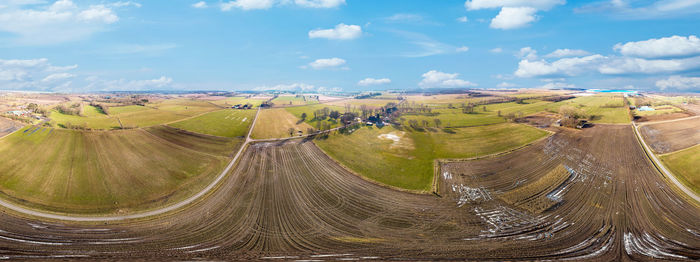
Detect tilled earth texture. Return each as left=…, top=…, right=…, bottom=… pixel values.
left=0, top=125, right=697, bottom=261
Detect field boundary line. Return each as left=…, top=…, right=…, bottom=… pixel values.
left=658, top=143, right=700, bottom=157
left=635, top=115, right=700, bottom=127
left=632, top=122, right=700, bottom=203
left=0, top=107, right=262, bottom=222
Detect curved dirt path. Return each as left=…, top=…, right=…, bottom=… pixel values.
left=633, top=120, right=700, bottom=203
left=0, top=107, right=262, bottom=222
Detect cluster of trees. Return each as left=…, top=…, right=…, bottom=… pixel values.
left=96, top=95, right=148, bottom=106
left=355, top=92, right=381, bottom=99
left=55, top=103, right=83, bottom=116
left=559, top=106, right=588, bottom=128
left=90, top=102, right=110, bottom=115
left=405, top=118, right=442, bottom=129
left=26, top=103, right=50, bottom=117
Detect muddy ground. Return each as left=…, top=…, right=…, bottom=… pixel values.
left=640, top=117, right=700, bottom=154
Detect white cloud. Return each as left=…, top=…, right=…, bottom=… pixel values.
left=613, top=35, right=700, bottom=59
left=598, top=56, right=700, bottom=75
left=515, top=54, right=606, bottom=77
left=517, top=46, right=538, bottom=60
left=192, top=1, right=208, bottom=8
left=419, top=70, right=477, bottom=88
left=545, top=48, right=591, bottom=58
left=308, top=57, right=346, bottom=69
left=465, top=0, right=565, bottom=11
left=0, top=58, right=77, bottom=90
left=42, top=72, right=74, bottom=82
left=456, top=46, right=470, bottom=52
left=457, top=16, right=468, bottom=22
left=308, top=23, right=361, bottom=40
left=110, top=1, right=141, bottom=8
left=490, top=47, right=503, bottom=53
left=358, top=78, right=391, bottom=86
left=221, top=0, right=274, bottom=11
left=253, top=83, right=340, bottom=92
left=490, top=7, right=537, bottom=29
left=0, top=0, right=120, bottom=45
left=466, top=0, right=564, bottom=30
left=655, top=75, right=700, bottom=91
left=497, top=82, right=518, bottom=88
left=294, top=0, right=345, bottom=8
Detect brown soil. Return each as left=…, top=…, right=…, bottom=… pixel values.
left=640, top=117, right=700, bottom=154
left=0, top=125, right=697, bottom=261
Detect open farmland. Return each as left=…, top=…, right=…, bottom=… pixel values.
left=209, top=96, right=266, bottom=107
left=640, top=117, right=700, bottom=153
left=546, top=95, right=630, bottom=124
left=0, top=126, right=237, bottom=214
left=169, top=109, right=255, bottom=138
left=661, top=145, right=700, bottom=195
left=0, top=126, right=696, bottom=260
left=314, top=123, right=549, bottom=191
left=251, top=108, right=312, bottom=139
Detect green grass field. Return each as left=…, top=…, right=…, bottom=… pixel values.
left=634, top=105, right=683, bottom=116
left=251, top=108, right=313, bottom=139
left=661, top=145, right=700, bottom=195
left=546, top=95, right=630, bottom=124
left=0, top=126, right=238, bottom=214
left=169, top=109, right=256, bottom=138
left=315, top=123, right=549, bottom=191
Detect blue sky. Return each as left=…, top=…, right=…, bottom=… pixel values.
left=1, top=0, right=699, bottom=93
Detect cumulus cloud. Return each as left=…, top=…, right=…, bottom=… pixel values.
left=517, top=47, right=538, bottom=60
left=490, top=7, right=537, bottom=29
left=598, top=56, right=700, bottom=75
left=466, top=0, right=564, bottom=30
left=613, top=35, right=700, bottom=59
left=308, top=57, right=346, bottom=69
left=358, top=78, right=391, bottom=86
left=0, top=58, right=77, bottom=90
left=192, top=1, right=208, bottom=8
left=308, top=23, right=362, bottom=40
left=515, top=54, right=606, bottom=77
left=655, top=75, right=700, bottom=91
left=419, top=70, right=477, bottom=88
left=221, top=0, right=274, bottom=10
left=545, top=48, right=591, bottom=58
left=0, top=0, right=121, bottom=45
